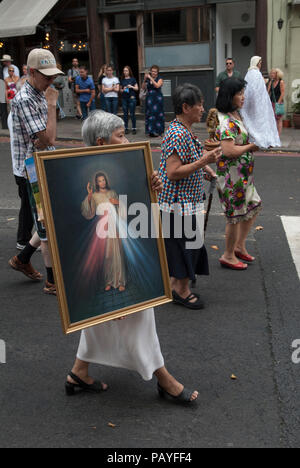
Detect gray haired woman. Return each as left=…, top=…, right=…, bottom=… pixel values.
left=158, top=84, right=221, bottom=309
left=66, top=110, right=198, bottom=404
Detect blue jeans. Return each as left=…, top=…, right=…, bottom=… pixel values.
left=80, top=100, right=96, bottom=120
left=122, top=98, right=137, bottom=130
left=105, top=97, right=119, bottom=115
left=99, top=93, right=107, bottom=111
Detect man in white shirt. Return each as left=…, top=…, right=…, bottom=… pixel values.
left=0, top=54, right=20, bottom=79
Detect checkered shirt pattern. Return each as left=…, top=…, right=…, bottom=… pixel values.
left=11, top=81, right=55, bottom=178
left=158, top=119, right=205, bottom=216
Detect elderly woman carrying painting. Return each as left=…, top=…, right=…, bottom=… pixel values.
left=158, top=84, right=222, bottom=310
left=66, top=111, right=198, bottom=404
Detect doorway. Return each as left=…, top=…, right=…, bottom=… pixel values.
left=109, top=31, right=139, bottom=81
left=232, top=28, right=256, bottom=79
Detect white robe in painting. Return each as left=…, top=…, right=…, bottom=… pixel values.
left=81, top=190, right=126, bottom=289
left=241, top=69, right=281, bottom=149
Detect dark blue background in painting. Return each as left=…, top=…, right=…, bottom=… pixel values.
left=44, top=149, right=165, bottom=324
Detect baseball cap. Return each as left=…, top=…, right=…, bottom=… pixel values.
left=27, top=49, right=64, bottom=76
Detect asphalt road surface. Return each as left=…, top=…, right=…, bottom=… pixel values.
left=0, top=140, right=300, bottom=448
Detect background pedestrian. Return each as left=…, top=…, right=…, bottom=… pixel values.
left=17, top=65, right=29, bottom=90
left=68, top=58, right=82, bottom=119
left=102, top=65, right=120, bottom=115
left=1, top=54, right=20, bottom=79
left=143, top=65, right=165, bottom=137
left=53, top=64, right=66, bottom=120
left=215, top=58, right=242, bottom=94
left=4, top=66, right=18, bottom=112
left=97, top=64, right=107, bottom=111
left=267, top=68, right=285, bottom=137
left=75, top=65, right=96, bottom=121
left=120, top=65, right=138, bottom=135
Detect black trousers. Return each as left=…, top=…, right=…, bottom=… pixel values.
left=15, top=176, right=34, bottom=245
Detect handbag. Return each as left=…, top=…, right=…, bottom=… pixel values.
left=275, top=102, right=285, bottom=116
left=271, top=82, right=285, bottom=115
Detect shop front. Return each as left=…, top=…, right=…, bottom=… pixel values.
left=0, top=0, right=268, bottom=117
left=101, top=3, right=215, bottom=112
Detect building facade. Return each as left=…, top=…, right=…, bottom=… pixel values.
left=0, top=0, right=268, bottom=114
left=267, top=0, right=300, bottom=115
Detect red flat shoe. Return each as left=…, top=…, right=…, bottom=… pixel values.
left=235, top=251, right=255, bottom=262
left=219, top=259, right=248, bottom=270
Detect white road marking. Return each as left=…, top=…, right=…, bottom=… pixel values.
left=281, top=216, right=300, bottom=281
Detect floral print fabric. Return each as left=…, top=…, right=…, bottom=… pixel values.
left=215, top=113, right=262, bottom=223
left=145, top=76, right=165, bottom=136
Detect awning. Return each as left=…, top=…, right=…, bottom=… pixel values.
left=0, top=0, right=59, bottom=38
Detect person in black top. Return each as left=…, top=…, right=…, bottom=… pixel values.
left=120, top=66, right=138, bottom=135
left=97, top=64, right=107, bottom=111
left=267, top=68, right=285, bottom=136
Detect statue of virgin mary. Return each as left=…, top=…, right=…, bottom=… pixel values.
left=241, top=56, right=281, bottom=149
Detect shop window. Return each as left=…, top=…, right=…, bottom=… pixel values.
left=108, top=13, right=137, bottom=30
left=144, top=7, right=210, bottom=46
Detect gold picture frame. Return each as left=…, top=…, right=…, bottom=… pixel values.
left=34, top=142, right=172, bottom=334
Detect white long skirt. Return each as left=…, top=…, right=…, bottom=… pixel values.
left=77, top=308, right=164, bottom=381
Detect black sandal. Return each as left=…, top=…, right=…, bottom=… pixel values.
left=65, top=372, right=108, bottom=396
left=172, top=291, right=205, bottom=310
left=157, top=383, right=198, bottom=404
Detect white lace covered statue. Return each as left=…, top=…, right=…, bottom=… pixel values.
left=241, top=56, right=281, bottom=149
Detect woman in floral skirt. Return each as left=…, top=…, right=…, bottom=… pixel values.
left=142, top=65, right=165, bottom=137
left=215, top=78, right=261, bottom=271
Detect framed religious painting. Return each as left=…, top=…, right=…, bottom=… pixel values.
left=34, top=142, right=172, bottom=334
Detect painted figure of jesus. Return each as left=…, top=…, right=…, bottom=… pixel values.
left=81, top=172, right=126, bottom=292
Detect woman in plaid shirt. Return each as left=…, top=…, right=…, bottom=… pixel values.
left=159, top=84, right=222, bottom=310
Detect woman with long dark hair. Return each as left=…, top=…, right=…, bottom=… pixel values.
left=120, top=65, right=138, bottom=135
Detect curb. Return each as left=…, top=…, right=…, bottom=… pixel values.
left=0, top=132, right=298, bottom=153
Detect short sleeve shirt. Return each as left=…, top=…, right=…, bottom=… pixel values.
left=11, top=80, right=55, bottom=178
left=158, top=119, right=205, bottom=216
left=75, top=76, right=95, bottom=103
left=121, top=78, right=137, bottom=99
left=102, top=76, right=120, bottom=98
left=216, top=70, right=242, bottom=88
